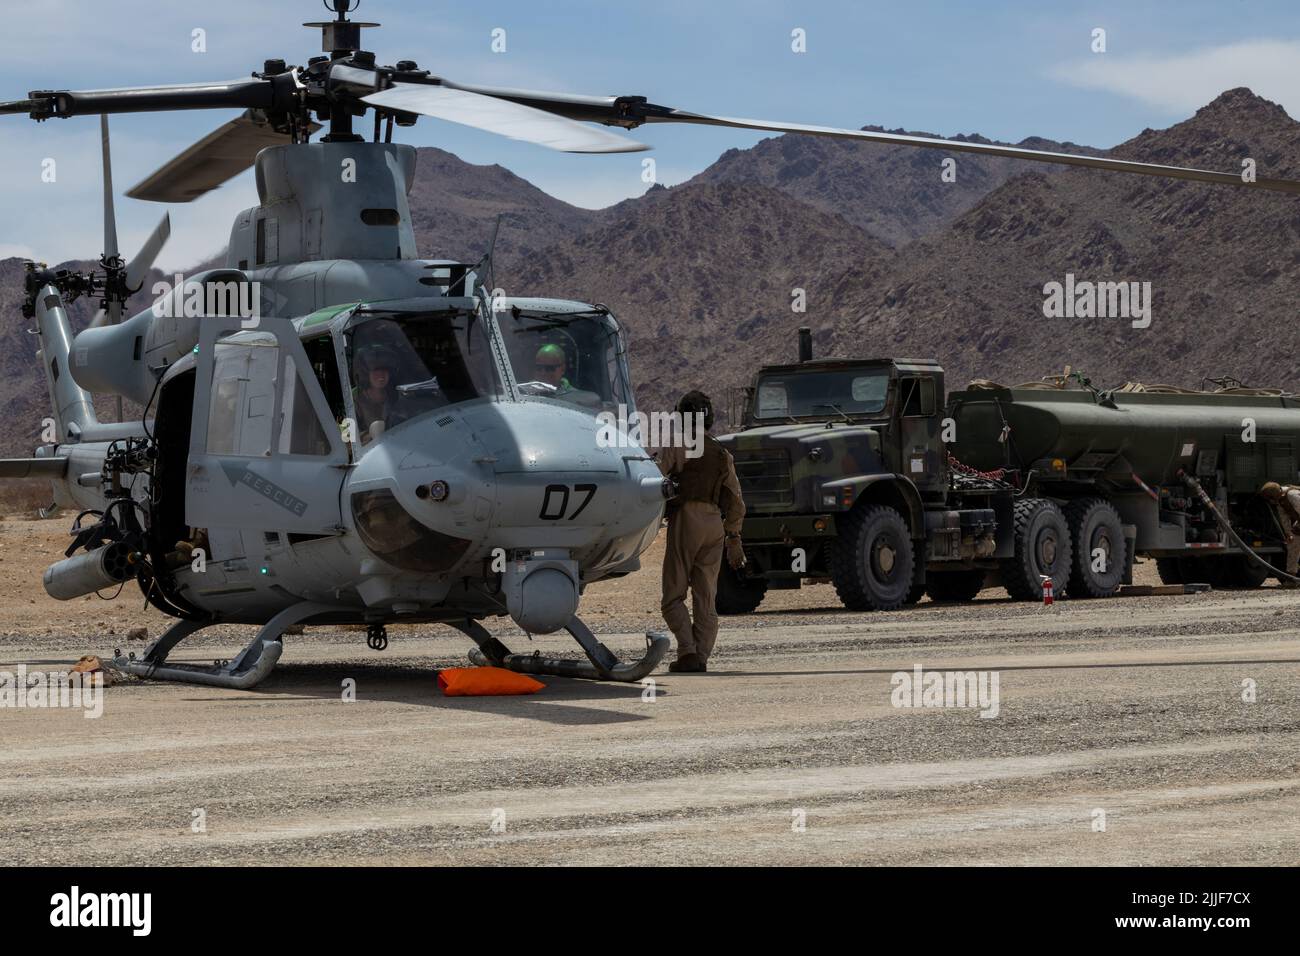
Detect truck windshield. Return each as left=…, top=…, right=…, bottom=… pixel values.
left=345, top=310, right=501, bottom=445
left=497, top=307, right=633, bottom=414
left=754, top=368, right=890, bottom=420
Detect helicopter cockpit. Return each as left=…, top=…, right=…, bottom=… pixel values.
left=344, top=308, right=501, bottom=446
left=332, top=300, right=634, bottom=455
left=496, top=305, right=632, bottom=415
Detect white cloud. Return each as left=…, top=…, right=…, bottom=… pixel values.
left=1050, top=39, right=1300, bottom=117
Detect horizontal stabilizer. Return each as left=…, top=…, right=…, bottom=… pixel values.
left=0, top=458, right=68, bottom=479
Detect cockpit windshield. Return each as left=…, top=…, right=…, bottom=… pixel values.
left=497, top=307, right=633, bottom=414
left=346, top=309, right=500, bottom=445
left=753, top=367, right=891, bottom=421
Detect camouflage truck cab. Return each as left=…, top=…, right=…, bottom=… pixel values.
left=717, top=339, right=998, bottom=613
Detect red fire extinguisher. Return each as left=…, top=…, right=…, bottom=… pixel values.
left=1041, top=575, right=1054, bottom=607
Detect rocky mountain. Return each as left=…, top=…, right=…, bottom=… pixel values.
left=406, top=147, right=599, bottom=270
left=690, top=127, right=1101, bottom=247
left=511, top=181, right=891, bottom=419
left=820, top=88, right=1300, bottom=394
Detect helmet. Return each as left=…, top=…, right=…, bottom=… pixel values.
left=1261, top=481, right=1284, bottom=499
left=677, top=389, right=714, bottom=431
left=534, top=343, right=566, bottom=366
left=356, top=344, right=399, bottom=375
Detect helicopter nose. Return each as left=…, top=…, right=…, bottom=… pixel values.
left=344, top=402, right=665, bottom=633
left=455, top=401, right=666, bottom=632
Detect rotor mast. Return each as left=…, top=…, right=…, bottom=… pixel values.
left=304, top=0, right=380, bottom=142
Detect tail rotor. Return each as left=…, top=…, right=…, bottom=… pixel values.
left=88, top=115, right=170, bottom=330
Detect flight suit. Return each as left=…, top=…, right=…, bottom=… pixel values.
left=657, top=436, right=746, bottom=664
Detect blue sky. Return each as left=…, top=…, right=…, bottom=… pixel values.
left=3, top=0, right=1300, bottom=269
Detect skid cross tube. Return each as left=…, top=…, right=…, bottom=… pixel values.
left=110, top=601, right=341, bottom=689
left=466, top=616, right=670, bottom=682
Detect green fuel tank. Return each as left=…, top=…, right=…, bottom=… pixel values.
left=946, top=386, right=1300, bottom=492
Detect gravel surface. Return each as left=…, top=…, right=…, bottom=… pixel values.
left=1, top=518, right=1297, bottom=865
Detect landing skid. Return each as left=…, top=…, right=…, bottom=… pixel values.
left=461, top=616, right=670, bottom=682
left=109, top=601, right=338, bottom=690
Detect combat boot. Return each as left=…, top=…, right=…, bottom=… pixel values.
left=668, top=653, right=706, bottom=673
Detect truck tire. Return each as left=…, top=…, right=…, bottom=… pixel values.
left=830, top=504, right=915, bottom=611
left=925, top=569, right=986, bottom=603
left=1225, top=555, right=1270, bottom=589
left=1155, top=558, right=1184, bottom=585
left=715, top=563, right=768, bottom=615
left=1066, top=498, right=1126, bottom=598
left=1001, top=498, right=1072, bottom=601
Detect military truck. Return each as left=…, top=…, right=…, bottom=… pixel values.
left=716, top=330, right=1296, bottom=613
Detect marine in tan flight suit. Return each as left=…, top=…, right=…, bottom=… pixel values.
left=656, top=391, right=746, bottom=673
left=1260, top=481, right=1300, bottom=586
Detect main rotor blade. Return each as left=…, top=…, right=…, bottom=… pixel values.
left=125, top=213, right=171, bottom=290
left=12, top=78, right=275, bottom=120
left=127, top=110, right=303, bottom=203
left=644, top=111, right=1300, bottom=194
left=438, top=80, right=1300, bottom=194
left=437, top=81, right=635, bottom=126
left=100, top=115, right=119, bottom=261
left=363, top=83, right=647, bottom=154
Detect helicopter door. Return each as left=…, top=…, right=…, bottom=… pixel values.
left=186, top=317, right=348, bottom=535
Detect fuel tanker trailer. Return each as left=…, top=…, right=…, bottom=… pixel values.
left=944, top=380, right=1300, bottom=598
left=717, top=331, right=1299, bottom=613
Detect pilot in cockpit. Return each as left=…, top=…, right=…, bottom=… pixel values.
left=352, top=344, right=401, bottom=442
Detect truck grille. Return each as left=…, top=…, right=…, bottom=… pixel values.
left=732, top=449, right=793, bottom=508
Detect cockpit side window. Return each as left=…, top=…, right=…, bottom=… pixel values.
left=498, top=310, right=631, bottom=413
left=344, top=312, right=499, bottom=447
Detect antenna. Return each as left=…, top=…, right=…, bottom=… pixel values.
left=448, top=216, right=506, bottom=298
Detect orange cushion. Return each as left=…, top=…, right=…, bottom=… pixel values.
left=437, top=666, right=545, bottom=696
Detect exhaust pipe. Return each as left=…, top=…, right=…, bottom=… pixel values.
left=798, top=326, right=813, bottom=363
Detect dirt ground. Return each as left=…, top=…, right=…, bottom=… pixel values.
left=1, top=516, right=1298, bottom=865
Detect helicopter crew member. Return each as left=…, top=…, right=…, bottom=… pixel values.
left=533, top=343, right=601, bottom=408
left=534, top=344, right=573, bottom=394
left=1260, top=481, right=1300, bottom=585
left=656, top=390, right=746, bottom=673
left=353, top=344, right=401, bottom=443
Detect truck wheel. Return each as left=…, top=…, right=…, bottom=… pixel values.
left=925, top=569, right=986, bottom=603
left=1155, top=558, right=1184, bottom=585
left=1001, top=498, right=1072, bottom=601
left=1066, top=498, right=1126, bottom=598
left=715, top=563, right=768, bottom=615
left=830, top=504, right=915, bottom=611
left=1225, top=555, right=1270, bottom=589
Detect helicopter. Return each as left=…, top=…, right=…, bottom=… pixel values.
left=2, top=0, right=1298, bottom=690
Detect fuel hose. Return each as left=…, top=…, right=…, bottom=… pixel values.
left=1178, top=470, right=1300, bottom=584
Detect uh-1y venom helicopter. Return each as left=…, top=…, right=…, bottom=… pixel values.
left=3, top=0, right=1299, bottom=689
